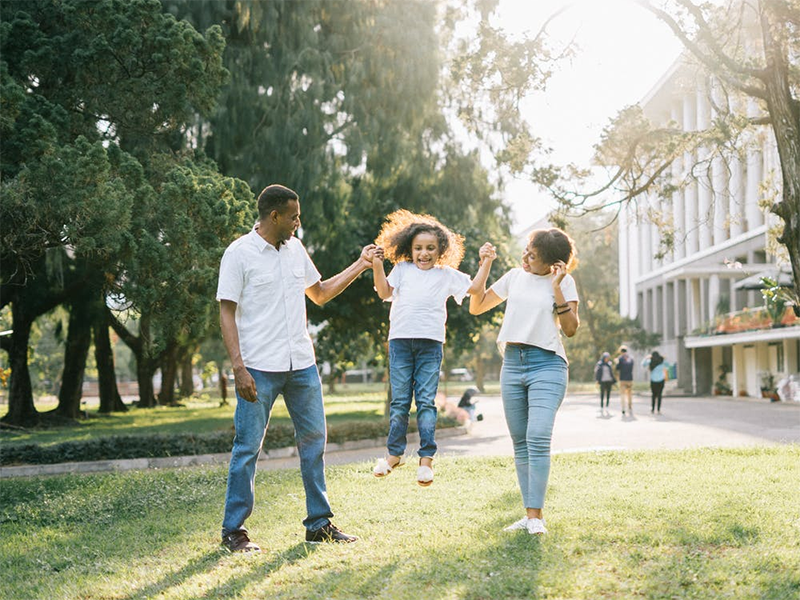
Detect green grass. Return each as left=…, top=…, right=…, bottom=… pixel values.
left=1, top=446, right=798, bottom=599
left=2, top=382, right=495, bottom=448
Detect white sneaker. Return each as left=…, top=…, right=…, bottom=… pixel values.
left=503, top=517, right=529, bottom=531
left=526, top=518, right=547, bottom=535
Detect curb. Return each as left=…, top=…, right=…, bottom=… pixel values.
left=0, top=426, right=468, bottom=479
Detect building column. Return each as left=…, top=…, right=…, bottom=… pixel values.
left=696, top=83, right=713, bottom=249
left=745, top=98, right=764, bottom=230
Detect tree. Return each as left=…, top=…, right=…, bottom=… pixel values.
left=0, top=0, right=239, bottom=424
left=540, top=1, right=799, bottom=309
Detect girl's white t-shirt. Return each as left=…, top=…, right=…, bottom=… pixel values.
left=386, top=261, right=472, bottom=342
left=490, top=268, right=579, bottom=364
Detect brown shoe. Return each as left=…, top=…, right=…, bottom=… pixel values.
left=222, top=530, right=261, bottom=553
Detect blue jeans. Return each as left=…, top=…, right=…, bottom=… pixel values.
left=387, top=338, right=443, bottom=458
left=221, top=365, right=332, bottom=536
left=500, top=344, right=568, bottom=510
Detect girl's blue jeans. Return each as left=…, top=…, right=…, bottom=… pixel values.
left=500, top=344, right=568, bottom=510
left=222, top=365, right=333, bottom=536
left=387, top=338, right=443, bottom=458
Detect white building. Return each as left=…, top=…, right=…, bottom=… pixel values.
left=619, top=57, right=800, bottom=397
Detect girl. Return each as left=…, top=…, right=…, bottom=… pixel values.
left=642, top=351, right=670, bottom=414
left=469, top=228, right=579, bottom=535
left=371, top=209, right=494, bottom=486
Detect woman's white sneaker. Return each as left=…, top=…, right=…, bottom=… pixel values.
left=526, top=518, right=547, bottom=535
left=503, top=517, right=529, bottom=531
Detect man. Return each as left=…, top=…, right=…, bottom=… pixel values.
left=615, top=345, right=635, bottom=415
left=217, top=184, right=375, bottom=552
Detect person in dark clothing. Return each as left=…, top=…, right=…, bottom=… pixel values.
left=615, top=345, right=635, bottom=415
left=594, top=352, right=615, bottom=412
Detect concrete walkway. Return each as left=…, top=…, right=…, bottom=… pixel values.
left=2, top=392, right=798, bottom=478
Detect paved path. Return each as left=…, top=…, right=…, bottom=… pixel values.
left=263, top=392, right=800, bottom=471
left=3, top=393, right=798, bottom=477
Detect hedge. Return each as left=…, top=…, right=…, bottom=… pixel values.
left=0, top=419, right=456, bottom=466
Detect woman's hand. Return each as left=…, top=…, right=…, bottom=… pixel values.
left=550, top=260, right=567, bottom=286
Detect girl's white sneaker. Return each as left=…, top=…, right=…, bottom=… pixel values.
left=526, top=518, right=547, bottom=535
left=503, top=517, right=529, bottom=531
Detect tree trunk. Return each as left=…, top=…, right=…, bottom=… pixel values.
left=179, top=346, right=195, bottom=398
left=218, top=363, right=228, bottom=406
left=473, top=355, right=486, bottom=393
left=94, top=308, right=127, bottom=413
left=761, top=5, right=800, bottom=313
left=54, top=299, right=92, bottom=419
left=1, top=306, right=38, bottom=427
left=158, top=340, right=179, bottom=405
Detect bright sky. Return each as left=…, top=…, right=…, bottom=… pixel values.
left=494, top=0, right=684, bottom=232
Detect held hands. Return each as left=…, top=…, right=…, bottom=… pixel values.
left=478, top=242, right=496, bottom=266
left=360, top=244, right=379, bottom=270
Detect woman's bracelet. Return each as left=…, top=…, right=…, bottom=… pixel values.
left=557, top=307, right=572, bottom=315
left=553, top=302, right=569, bottom=311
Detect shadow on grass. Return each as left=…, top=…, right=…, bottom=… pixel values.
left=120, top=550, right=225, bottom=600
left=194, top=543, right=317, bottom=599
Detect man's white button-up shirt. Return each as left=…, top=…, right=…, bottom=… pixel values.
left=216, top=230, right=321, bottom=372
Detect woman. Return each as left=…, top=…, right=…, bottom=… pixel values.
left=470, top=228, right=579, bottom=535
left=642, top=351, right=670, bottom=414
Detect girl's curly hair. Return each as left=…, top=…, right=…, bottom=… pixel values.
left=375, top=209, right=465, bottom=269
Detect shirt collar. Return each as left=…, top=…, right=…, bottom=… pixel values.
left=248, top=228, right=279, bottom=253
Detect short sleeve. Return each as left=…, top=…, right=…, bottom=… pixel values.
left=446, top=267, right=472, bottom=305
left=301, top=243, right=322, bottom=288
left=216, top=246, right=243, bottom=303
left=559, top=274, right=579, bottom=303
left=490, top=269, right=515, bottom=301
left=386, top=262, right=404, bottom=293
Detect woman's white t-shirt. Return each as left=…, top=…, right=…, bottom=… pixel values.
left=386, top=261, right=472, bottom=342
left=490, top=268, right=579, bottom=364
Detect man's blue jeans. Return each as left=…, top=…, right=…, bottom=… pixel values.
left=500, top=344, right=568, bottom=510
left=387, top=338, right=442, bottom=458
left=221, top=365, right=333, bottom=536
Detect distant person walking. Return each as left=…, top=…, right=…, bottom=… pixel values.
left=642, top=351, right=670, bottom=414
left=469, top=227, right=580, bottom=536
left=594, top=352, right=615, bottom=412
left=615, top=346, right=635, bottom=415
left=217, top=184, right=374, bottom=552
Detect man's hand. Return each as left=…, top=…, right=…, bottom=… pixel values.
left=234, top=366, right=258, bottom=402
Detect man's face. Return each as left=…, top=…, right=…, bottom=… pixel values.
left=274, top=200, right=301, bottom=243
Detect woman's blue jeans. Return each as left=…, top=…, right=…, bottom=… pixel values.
left=500, top=344, right=568, bottom=510
left=387, top=338, right=443, bottom=458
left=221, top=365, right=333, bottom=536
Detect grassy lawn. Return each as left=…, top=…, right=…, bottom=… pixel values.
left=1, top=382, right=495, bottom=448
left=1, top=446, right=798, bottom=599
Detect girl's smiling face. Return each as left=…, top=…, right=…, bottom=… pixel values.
left=522, top=242, right=551, bottom=275
left=411, top=232, right=440, bottom=270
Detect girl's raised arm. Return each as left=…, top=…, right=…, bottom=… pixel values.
left=469, top=242, right=503, bottom=314
left=372, top=247, right=393, bottom=300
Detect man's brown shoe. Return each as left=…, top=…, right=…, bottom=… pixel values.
left=222, top=530, right=261, bottom=553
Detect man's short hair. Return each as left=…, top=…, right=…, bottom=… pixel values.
left=258, top=184, right=299, bottom=220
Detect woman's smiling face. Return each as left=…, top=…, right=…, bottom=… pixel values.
left=522, top=241, right=551, bottom=275
left=411, top=232, right=440, bottom=270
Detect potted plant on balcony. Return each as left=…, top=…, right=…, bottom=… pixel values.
left=759, top=371, right=780, bottom=401
left=761, top=277, right=788, bottom=327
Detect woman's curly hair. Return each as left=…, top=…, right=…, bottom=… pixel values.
left=528, top=228, right=579, bottom=272
left=375, top=209, right=465, bottom=269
